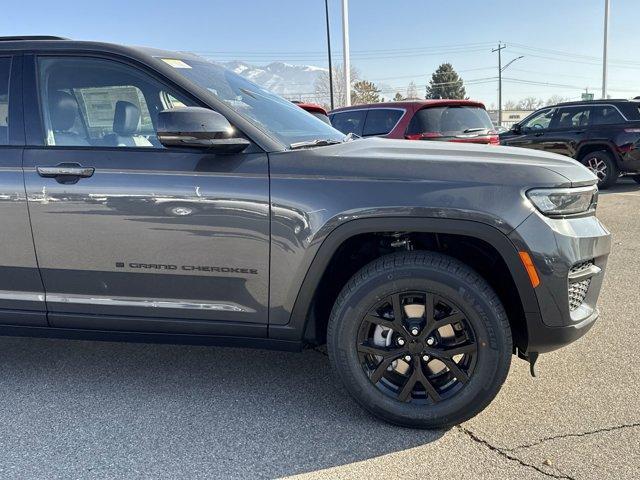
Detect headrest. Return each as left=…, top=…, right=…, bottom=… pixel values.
left=49, top=90, right=80, bottom=132
left=113, top=101, right=141, bottom=136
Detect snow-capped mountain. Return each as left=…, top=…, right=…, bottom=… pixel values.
left=222, top=61, right=327, bottom=100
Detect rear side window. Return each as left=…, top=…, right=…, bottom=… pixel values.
left=330, top=110, right=366, bottom=136
left=362, top=109, right=403, bottom=136
left=591, top=105, right=625, bottom=125
left=0, top=57, right=11, bottom=145
left=406, top=106, right=493, bottom=136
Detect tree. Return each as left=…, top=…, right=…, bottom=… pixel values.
left=545, top=95, right=569, bottom=106
left=504, top=100, right=518, bottom=110
left=351, top=80, right=381, bottom=104
left=314, top=65, right=359, bottom=108
left=393, top=92, right=405, bottom=101
left=517, top=96, right=544, bottom=110
left=425, top=63, right=466, bottom=99
left=406, top=81, right=419, bottom=100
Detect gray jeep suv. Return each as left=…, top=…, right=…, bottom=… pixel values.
left=0, top=36, right=610, bottom=428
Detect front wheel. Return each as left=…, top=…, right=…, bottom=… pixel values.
left=327, top=251, right=512, bottom=429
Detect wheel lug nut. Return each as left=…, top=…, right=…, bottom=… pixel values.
left=397, top=337, right=405, bottom=346
left=426, top=337, right=435, bottom=346
left=404, top=355, right=412, bottom=362
left=411, top=327, right=419, bottom=336
left=422, top=355, right=430, bottom=362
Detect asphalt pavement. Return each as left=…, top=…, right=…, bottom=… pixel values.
left=0, top=179, right=638, bottom=480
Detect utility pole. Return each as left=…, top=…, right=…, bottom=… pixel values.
left=492, top=43, right=506, bottom=126
left=341, top=0, right=351, bottom=106
left=602, top=0, right=610, bottom=99
left=324, top=0, right=334, bottom=110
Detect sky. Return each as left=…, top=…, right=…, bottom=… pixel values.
left=1, top=0, right=638, bottom=107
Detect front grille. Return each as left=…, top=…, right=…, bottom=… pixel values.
left=568, top=261, right=594, bottom=311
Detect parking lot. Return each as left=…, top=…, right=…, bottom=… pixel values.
left=0, top=180, right=637, bottom=480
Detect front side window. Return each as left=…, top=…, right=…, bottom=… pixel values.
left=521, top=108, right=554, bottom=131
left=37, top=57, right=195, bottom=148
left=362, top=109, right=403, bottom=136
left=330, top=110, right=366, bottom=136
left=0, top=57, right=11, bottom=145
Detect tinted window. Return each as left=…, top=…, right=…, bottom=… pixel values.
left=330, top=110, right=366, bottom=136
left=591, top=105, right=625, bottom=125
left=521, top=108, right=554, bottom=131
left=362, top=109, right=403, bottom=136
left=553, top=107, right=590, bottom=129
left=37, top=57, right=196, bottom=148
left=0, top=57, right=11, bottom=145
left=310, top=111, right=331, bottom=124
left=406, top=106, right=493, bottom=135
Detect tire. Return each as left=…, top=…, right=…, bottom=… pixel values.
left=327, top=251, right=512, bottom=429
left=580, top=150, right=619, bottom=189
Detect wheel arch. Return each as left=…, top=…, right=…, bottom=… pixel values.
left=576, top=142, right=621, bottom=166
left=268, top=217, right=541, bottom=354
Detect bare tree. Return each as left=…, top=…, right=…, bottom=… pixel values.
left=517, top=96, right=544, bottom=110
left=406, top=81, right=419, bottom=100
left=545, top=95, right=570, bottom=106
left=504, top=100, right=518, bottom=110
left=314, top=65, right=359, bottom=108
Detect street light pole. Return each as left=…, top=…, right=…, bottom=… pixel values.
left=492, top=43, right=506, bottom=126
left=602, top=0, right=610, bottom=99
left=324, top=0, right=334, bottom=110
left=342, top=0, right=351, bottom=107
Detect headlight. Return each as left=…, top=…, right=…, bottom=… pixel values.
left=526, top=185, right=598, bottom=217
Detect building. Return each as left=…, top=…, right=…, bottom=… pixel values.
left=487, top=109, right=535, bottom=128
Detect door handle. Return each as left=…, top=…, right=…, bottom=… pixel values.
left=37, top=164, right=95, bottom=179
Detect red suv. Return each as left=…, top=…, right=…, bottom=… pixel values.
left=330, top=100, right=498, bottom=144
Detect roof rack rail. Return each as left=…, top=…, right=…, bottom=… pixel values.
left=0, top=36, right=69, bottom=42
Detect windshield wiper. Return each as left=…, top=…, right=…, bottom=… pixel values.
left=462, top=127, right=488, bottom=133
left=289, top=139, right=344, bottom=149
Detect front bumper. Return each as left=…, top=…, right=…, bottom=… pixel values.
left=509, top=210, right=611, bottom=353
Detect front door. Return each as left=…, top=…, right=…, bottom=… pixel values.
left=23, top=55, right=270, bottom=336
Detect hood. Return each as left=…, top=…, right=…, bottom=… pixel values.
left=293, top=137, right=597, bottom=188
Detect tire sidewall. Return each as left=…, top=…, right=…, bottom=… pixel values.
left=329, top=259, right=511, bottom=427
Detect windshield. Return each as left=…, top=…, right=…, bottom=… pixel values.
left=407, top=106, right=494, bottom=136
left=159, top=57, right=344, bottom=147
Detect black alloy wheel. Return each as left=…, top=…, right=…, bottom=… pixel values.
left=357, top=291, right=477, bottom=404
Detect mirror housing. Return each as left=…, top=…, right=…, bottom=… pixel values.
left=157, top=107, right=250, bottom=153
left=511, top=123, right=521, bottom=134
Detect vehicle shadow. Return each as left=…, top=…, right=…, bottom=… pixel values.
left=599, top=177, right=639, bottom=194
left=0, top=337, right=445, bottom=479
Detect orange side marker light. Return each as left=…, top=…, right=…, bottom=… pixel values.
left=519, top=251, right=540, bottom=288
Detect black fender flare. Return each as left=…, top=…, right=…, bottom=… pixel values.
left=268, top=217, right=541, bottom=342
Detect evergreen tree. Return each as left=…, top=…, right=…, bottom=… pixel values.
left=351, top=80, right=381, bottom=104
left=393, top=92, right=404, bottom=101
left=425, top=63, right=466, bottom=99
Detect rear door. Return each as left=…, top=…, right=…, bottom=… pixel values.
left=0, top=53, right=47, bottom=326
left=22, top=53, right=270, bottom=336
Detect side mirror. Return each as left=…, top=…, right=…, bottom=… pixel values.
left=511, top=123, right=521, bottom=134
left=157, top=107, right=250, bottom=153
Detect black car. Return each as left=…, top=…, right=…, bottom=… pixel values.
left=500, top=99, right=640, bottom=188
left=0, top=36, right=610, bottom=428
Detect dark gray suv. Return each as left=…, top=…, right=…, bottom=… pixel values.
left=0, top=37, right=610, bottom=428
